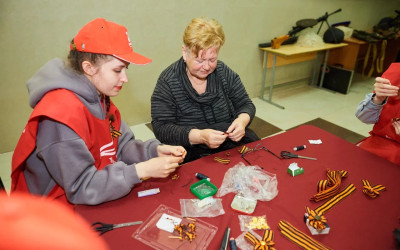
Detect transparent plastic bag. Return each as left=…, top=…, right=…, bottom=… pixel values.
left=216, top=162, right=278, bottom=201
left=235, top=229, right=262, bottom=250
left=180, top=197, right=225, bottom=218
left=238, top=215, right=270, bottom=231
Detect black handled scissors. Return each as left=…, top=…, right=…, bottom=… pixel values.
left=280, top=151, right=317, bottom=160
left=91, top=221, right=143, bottom=235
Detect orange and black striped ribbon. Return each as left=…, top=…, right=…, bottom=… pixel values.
left=311, top=169, right=348, bottom=202
left=244, top=229, right=275, bottom=250
left=239, top=145, right=252, bottom=154
left=305, top=207, right=327, bottom=232
left=314, top=183, right=356, bottom=214
left=317, top=170, right=348, bottom=193
left=362, top=180, right=386, bottom=198
left=214, top=156, right=230, bottom=164
left=306, top=184, right=356, bottom=231
left=109, top=120, right=121, bottom=139
left=278, top=220, right=332, bottom=250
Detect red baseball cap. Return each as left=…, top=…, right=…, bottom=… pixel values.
left=70, top=18, right=151, bottom=65
left=0, top=193, right=108, bottom=250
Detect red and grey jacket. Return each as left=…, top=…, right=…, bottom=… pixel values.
left=11, top=89, right=121, bottom=206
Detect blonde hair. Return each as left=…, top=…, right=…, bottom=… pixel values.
left=183, top=17, right=225, bottom=57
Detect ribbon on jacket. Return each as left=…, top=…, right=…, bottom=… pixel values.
left=362, top=180, right=386, bottom=198
left=244, top=230, right=275, bottom=250
left=306, top=184, right=356, bottom=231
left=109, top=120, right=121, bottom=139
left=278, top=220, right=332, bottom=250
left=311, top=169, right=348, bottom=202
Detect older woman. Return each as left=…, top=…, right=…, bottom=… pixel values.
left=151, top=17, right=258, bottom=163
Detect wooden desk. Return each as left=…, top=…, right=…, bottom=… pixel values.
left=328, top=37, right=366, bottom=70
left=75, top=125, right=400, bottom=249
left=329, top=37, right=400, bottom=76
left=259, top=43, right=348, bottom=109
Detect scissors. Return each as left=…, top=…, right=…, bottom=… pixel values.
left=280, top=151, right=317, bottom=160
left=91, top=221, right=143, bottom=235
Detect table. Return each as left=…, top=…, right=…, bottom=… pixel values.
left=259, top=43, right=347, bottom=109
left=76, top=125, right=400, bottom=249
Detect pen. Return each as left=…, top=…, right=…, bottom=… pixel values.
left=220, top=227, right=230, bottom=250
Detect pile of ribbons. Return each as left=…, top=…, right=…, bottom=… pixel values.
left=311, top=169, right=348, bottom=202
left=241, top=167, right=387, bottom=249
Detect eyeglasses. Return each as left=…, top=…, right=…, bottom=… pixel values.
left=241, top=143, right=281, bottom=165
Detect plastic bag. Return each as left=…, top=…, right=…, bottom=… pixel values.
left=238, top=215, right=270, bottom=231
left=180, top=197, right=225, bottom=218
left=216, top=162, right=278, bottom=201
left=235, top=229, right=262, bottom=250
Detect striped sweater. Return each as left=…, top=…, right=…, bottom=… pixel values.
left=151, top=57, right=255, bottom=148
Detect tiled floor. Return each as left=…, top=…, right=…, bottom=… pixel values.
left=249, top=73, right=374, bottom=142
left=0, top=73, right=375, bottom=193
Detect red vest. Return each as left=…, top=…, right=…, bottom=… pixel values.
left=360, top=63, right=400, bottom=165
left=11, top=89, right=121, bottom=206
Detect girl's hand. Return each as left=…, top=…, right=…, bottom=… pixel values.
left=373, top=77, right=399, bottom=104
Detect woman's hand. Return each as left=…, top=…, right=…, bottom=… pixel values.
left=226, top=113, right=250, bottom=142
left=201, top=129, right=228, bottom=148
left=135, top=156, right=182, bottom=179
left=189, top=129, right=227, bottom=148
left=373, top=77, right=399, bottom=104
left=157, top=145, right=186, bottom=160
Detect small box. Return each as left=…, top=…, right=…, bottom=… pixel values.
left=304, top=213, right=330, bottom=235
left=287, top=163, right=304, bottom=177
left=190, top=179, right=218, bottom=200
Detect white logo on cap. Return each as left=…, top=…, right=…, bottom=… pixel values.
left=126, top=32, right=132, bottom=48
